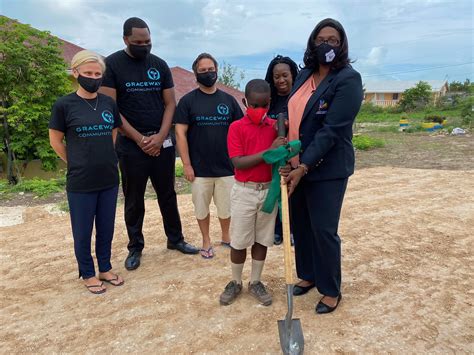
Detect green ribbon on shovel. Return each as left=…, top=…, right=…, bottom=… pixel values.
left=261, top=140, right=301, bottom=213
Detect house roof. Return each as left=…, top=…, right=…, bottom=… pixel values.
left=3, top=16, right=245, bottom=107
left=57, top=40, right=245, bottom=107
left=364, top=80, right=448, bottom=93
left=60, top=39, right=87, bottom=65
left=1, top=15, right=87, bottom=68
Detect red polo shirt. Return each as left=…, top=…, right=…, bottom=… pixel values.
left=227, top=115, right=277, bottom=183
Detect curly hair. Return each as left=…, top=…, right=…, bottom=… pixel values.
left=303, top=18, right=351, bottom=71
left=264, top=55, right=299, bottom=107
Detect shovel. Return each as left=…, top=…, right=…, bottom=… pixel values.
left=277, top=173, right=304, bottom=354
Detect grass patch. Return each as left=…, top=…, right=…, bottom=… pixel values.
left=372, top=125, right=400, bottom=133
left=0, top=177, right=66, bottom=198
left=403, top=124, right=425, bottom=133
left=357, top=107, right=463, bottom=123
left=175, top=160, right=184, bottom=177
left=353, top=135, right=385, bottom=150
left=57, top=200, right=70, bottom=212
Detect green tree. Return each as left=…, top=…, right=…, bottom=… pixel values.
left=218, top=61, right=245, bottom=90
left=449, top=79, right=473, bottom=94
left=0, top=16, right=71, bottom=183
left=399, top=81, right=432, bottom=111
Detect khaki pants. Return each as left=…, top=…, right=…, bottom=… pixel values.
left=229, top=182, right=278, bottom=250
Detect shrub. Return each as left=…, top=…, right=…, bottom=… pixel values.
left=460, top=96, right=473, bottom=127
left=0, top=177, right=66, bottom=197
left=399, top=81, right=432, bottom=111
left=0, top=17, right=72, bottom=183
left=353, top=135, right=385, bottom=150
left=386, top=105, right=404, bottom=114
left=359, top=102, right=384, bottom=114
left=449, top=79, right=474, bottom=94
left=175, top=160, right=184, bottom=177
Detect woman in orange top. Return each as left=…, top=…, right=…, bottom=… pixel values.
left=285, top=18, right=363, bottom=314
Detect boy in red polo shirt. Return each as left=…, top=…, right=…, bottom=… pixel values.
left=219, top=79, right=286, bottom=306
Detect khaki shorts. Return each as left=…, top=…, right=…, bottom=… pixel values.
left=230, top=182, right=278, bottom=250
left=192, top=176, right=234, bottom=220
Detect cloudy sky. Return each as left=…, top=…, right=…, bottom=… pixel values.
left=2, top=0, right=473, bottom=85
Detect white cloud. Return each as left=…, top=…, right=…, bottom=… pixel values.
left=364, top=47, right=388, bottom=66
left=2, top=0, right=472, bottom=81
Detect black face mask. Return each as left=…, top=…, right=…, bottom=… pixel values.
left=315, top=43, right=340, bottom=65
left=77, top=74, right=102, bottom=93
left=129, top=44, right=151, bottom=59
left=196, top=71, right=218, bottom=87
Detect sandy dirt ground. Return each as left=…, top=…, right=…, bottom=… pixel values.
left=1, top=167, right=473, bottom=353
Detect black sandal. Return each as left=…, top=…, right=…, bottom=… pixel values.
left=85, top=282, right=106, bottom=294
left=99, top=275, right=124, bottom=286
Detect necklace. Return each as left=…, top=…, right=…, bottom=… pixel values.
left=79, top=95, right=99, bottom=111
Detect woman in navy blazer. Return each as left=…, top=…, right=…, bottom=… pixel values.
left=285, top=18, right=363, bottom=314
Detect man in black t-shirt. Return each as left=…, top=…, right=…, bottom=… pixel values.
left=100, top=17, right=199, bottom=271
left=174, top=53, right=243, bottom=259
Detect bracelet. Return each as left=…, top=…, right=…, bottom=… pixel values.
left=140, top=135, right=145, bottom=143
left=297, top=163, right=308, bottom=175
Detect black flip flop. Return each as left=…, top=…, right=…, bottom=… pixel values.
left=99, top=275, right=124, bottom=286
left=86, top=282, right=106, bottom=294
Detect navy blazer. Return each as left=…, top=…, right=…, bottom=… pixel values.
left=289, top=65, right=363, bottom=181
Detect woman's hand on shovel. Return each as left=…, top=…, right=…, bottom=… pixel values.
left=285, top=164, right=307, bottom=196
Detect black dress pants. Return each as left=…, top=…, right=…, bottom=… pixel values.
left=290, top=177, right=348, bottom=297
left=117, top=136, right=183, bottom=252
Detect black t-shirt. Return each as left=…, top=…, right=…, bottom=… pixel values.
left=174, top=89, right=243, bottom=177
left=49, top=93, right=122, bottom=192
left=102, top=50, right=174, bottom=133
left=268, top=94, right=289, bottom=119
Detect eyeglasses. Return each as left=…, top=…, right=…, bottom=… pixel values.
left=315, top=37, right=340, bottom=46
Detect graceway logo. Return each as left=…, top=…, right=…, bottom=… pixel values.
left=217, top=103, right=229, bottom=115
left=102, top=110, right=114, bottom=123
left=147, top=68, right=160, bottom=80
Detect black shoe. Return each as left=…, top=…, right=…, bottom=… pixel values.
left=293, top=282, right=315, bottom=296
left=274, top=234, right=283, bottom=245
left=316, top=294, right=342, bottom=314
left=125, top=251, right=142, bottom=271
left=167, top=240, right=199, bottom=254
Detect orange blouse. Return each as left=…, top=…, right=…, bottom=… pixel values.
left=288, top=75, right=316, bottom=167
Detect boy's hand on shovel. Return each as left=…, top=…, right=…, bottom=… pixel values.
left=278, top=164, right=292, bottom=178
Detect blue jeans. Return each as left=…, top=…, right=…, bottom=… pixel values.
left=67, top=185, right=119, bottom=279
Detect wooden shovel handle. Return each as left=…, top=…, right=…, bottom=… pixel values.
left=280, top=175, right=294, bottom=284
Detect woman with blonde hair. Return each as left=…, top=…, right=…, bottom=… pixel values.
left=49, top=50, right=124, bottom=294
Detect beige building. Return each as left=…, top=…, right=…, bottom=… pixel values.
left=363, top=80, right=448, bottom=107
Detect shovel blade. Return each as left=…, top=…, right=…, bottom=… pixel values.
left=278, top=318, right=304, bottom=355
